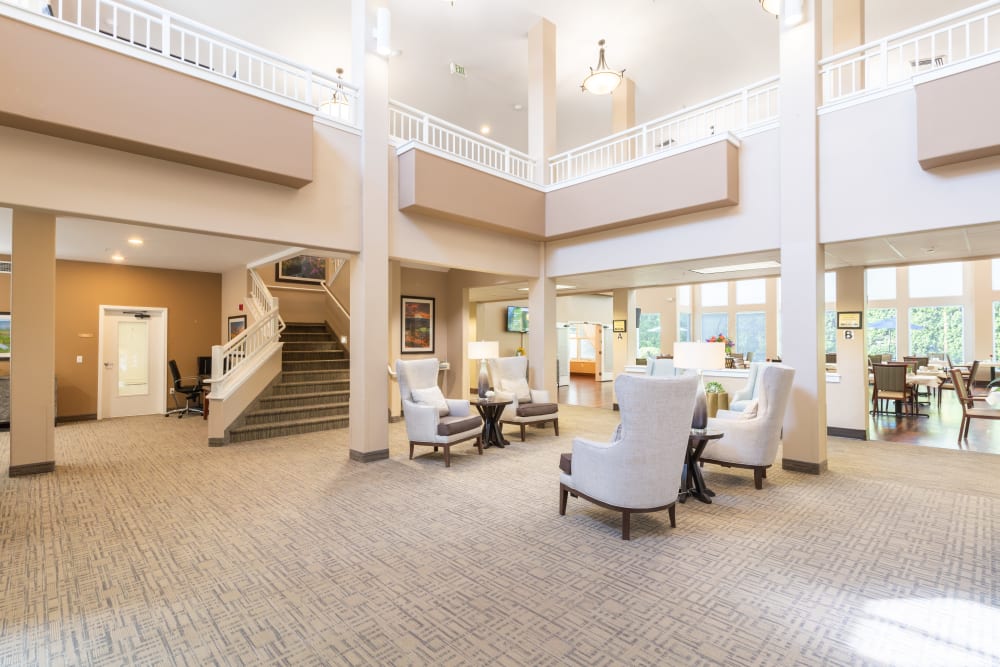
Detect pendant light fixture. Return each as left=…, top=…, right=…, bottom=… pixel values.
left=580, top=39, right=624, bottom=95
left=318, top=68, right=350, bottom=120
left=759, top=0, right=780, bottom=15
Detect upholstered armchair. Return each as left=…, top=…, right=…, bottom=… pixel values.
left=729, top=362, right=765, bottom=412
left=397, top=358, right=483, bottom=467
left=701, top=364, right=795, bottom=489
left=646, top=357, right=675, bottom=376
left=559, top=373, right=698, bottom=540
left=487, top=356, right=559, bottom=441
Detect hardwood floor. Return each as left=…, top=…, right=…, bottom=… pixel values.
left=560, top=375, right=1000, bottom=454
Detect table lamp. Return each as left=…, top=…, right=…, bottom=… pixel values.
left=673, top=341, right=727, bottom=431
left=468, top=341, right=499, bottom=399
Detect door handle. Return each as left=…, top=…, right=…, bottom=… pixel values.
left=104, top=362, right=114, bottom=369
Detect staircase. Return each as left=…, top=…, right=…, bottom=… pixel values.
left=227, top=322, right=350, bottom=443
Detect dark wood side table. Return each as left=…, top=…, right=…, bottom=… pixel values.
left=472, top=398, right=512, bottom=449
left=681, top=430, right=724, bottom=504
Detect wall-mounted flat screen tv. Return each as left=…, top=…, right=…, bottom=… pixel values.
left=507, top=306, right=529, bottom=333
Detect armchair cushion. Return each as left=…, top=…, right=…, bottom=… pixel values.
left=740, top=399, right=759, bottom=419
left=438, top=414, right=482, bottom=436
left=499, top=377, right=532, bottom=403
left=411, top=385, right=450, bottom=416
left=516, top=402, right=558, bottom=417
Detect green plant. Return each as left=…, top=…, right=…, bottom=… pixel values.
left=704, top=381, right=726, bottom=394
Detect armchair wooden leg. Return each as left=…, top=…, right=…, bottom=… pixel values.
left=621, top=510, right=631, bottom=540
left=519, top=424, right=526, bottom=441
left=668, top=504, right=676, bottom=528
left=475, top=435, right=483, bottom=455
left=559, top=485, right=568, bottom=515
left=409, top=442, right=414, bottom=460
left=753, top=467, right=764, bottom=489
left=444, top=445, right=451, bottom=467
left=553, top=419, right=559, bottom=436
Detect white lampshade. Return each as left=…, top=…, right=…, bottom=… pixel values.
left=673, top=342, right=726, bottom=370
left=468, top=341, right=499, bottom=360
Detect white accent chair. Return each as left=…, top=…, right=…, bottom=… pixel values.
left=559, top=373, right=698, bottom=540
left=701, top=364, right=795, bottom=489
left=397, top=358, right=483, bottom=467
left=487, top=356, right=559, bottom=441
left=729, top=362, right=764, bottom=412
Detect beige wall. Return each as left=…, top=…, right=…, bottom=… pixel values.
left=545, top=138, right=739, bottom=239
left=916, top=60, right=1000, bottom=169
left=0, top=16, right=314, bottom=188
left=0, top=122, right=362, bottom=252
left=397, top=148, right=545, bottom=238
left=54, top=261, right=221, bottom=418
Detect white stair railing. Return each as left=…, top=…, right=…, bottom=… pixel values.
left=547, top=77, right=779, bottom=185
left=0, top=0, right=359, bottom=124
left=209, top=269, right=284, bottom=389
left=389, top=100, right=535, bottom=183
left=820, top=0, right=1000, bottom=104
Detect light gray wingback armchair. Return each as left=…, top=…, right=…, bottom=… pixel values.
left=487, top=356, right=559, bottom=441
left=702, top=364, right=795, bottom=489
left=397, top=358, right=483, bottom=467
left=559, top=373, right=698, bottom=540
left=729, top=362, right=765, bottom=412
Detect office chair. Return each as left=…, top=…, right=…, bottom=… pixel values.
left=166, top=360, right=204, bottom=418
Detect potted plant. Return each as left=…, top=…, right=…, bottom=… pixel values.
left=704, top=381, right=729, bottom=417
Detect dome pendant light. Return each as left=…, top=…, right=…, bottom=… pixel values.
left=759, top=0, right=780, bottom=16
left=580, top=39, right=625, bottom=95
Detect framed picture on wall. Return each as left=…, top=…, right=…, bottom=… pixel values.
left=275, top=255, right=328, bottom=284
left=837, top=311, right=862, bottom=329
left=401, top=296, right=434, bottom=354
left=228, top=315, right=247, bottom=340
left=0, top=312, right=9, bottom=359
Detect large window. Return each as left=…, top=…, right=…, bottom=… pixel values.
left=701, top=282, right=728, bottom=307
left=909, top=306, right=964, bottom=361
left=701, top=313, right=728, bottom=340
left=736, top=312, right=766, bottom=361
left=909, top=262, right=962, bottom=298
left=637, top=313, right=661, bottom=358
left=825, top=310, right=837, bottom=354
left=568, top=324, right=596, bottom=361
left=867, top=307, right=897, bottom=358
left=678, top=312, right=691, bottom=343
left=995, top=301, right=1000, bottom=359
left=866, top=267, right=896, bottom=301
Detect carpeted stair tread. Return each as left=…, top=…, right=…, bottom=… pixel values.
left=228, top=415, right=350, bottom=441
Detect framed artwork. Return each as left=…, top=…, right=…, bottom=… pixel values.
left=837, top=311, right=862, bottom=329
left=0, top=312, right=9, bottom=359
left=401, top=296, right=434, bottom=354
left=276, top=255, right=328, bottom=284
left=228, top=315, right=247, bottom=340
left=612, top=319, right=627, bottom=333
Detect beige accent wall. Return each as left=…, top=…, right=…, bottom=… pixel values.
left=916, top=60, right=1000, bottom=169
left=397, top=148, right=545, bottom=239
left=54, top=261, right=221, bottom=418
left=545, top=138, right=740, bottom=239
left=0, top=122, right=361, bottom=252
left=0, top=17, right=313, bottom=188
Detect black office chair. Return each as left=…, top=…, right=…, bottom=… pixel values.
left=166, top=360, right=204, bottom=418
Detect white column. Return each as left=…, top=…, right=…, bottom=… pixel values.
left=611, top=288, right=635, bottom=409
left=349, top=0, right=390, bottom=462
left=778, top=0, right=828, bottom=474
left=528, top=19, right=556, bottom=186
left=829, top=267, right=868, bottom=439
left=9, top=209, right=56, bottom=476
left=528, top=244, right=557, bottom=397
left=388, top=259, right=402, bottom=420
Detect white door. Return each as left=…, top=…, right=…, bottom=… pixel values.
left=99, top=308, right=167, bottom=419
left=595, top=324, right=614, bottom=382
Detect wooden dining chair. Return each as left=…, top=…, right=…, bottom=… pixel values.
left=871, top=363, right=922, bottom=417
left=950, top=368, right=1000, bottom=442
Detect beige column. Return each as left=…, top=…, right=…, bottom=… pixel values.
left=9, top=209, right=56, bottom=476
left=831, top=0, right=864, bottom=54
left=388, top=260, right=401, bottom=420
left=528, top=19, right=557, bottom=186
left=828, top=267, right=868, bottom=439
left=766, top=277, right=780, bottom=359
left=443, top=282, right=471, bottom=400
left=611, top=288, right=635, bottom=409
left=778, top=0, right=827, bottom=474
left=969, top=261, right=992, bottom=362
left=528, top=245, right=557, bottom=397
left=612, top=77, right=635, bottom=133
left=348, top=0, right=390, bottom=462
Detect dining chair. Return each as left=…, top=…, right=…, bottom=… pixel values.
left=871, top=363, right=923, bottom=417
left=950, top=368, right=1000, bottom=442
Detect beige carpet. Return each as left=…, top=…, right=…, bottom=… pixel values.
left=1, top=406, right=998, bottom=666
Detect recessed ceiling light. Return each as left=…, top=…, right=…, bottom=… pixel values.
left=513, top=103, right=524, bottom=111
left=556, top=284, right=575, bottom=289
left=127, top=237, right=143, bottom=246
left=690, top=260, right=780, bottom=275
left=517, top=287, right=529, bottom=292
left=111, top=253, right=125, bottom=262
left=480, top=124, right=491, bottom=135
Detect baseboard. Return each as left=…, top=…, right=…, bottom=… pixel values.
left=827, top=426, right=866, bottom=440
left=208, top=437, right=226, bottom=447
left=56, top=414, right=97, bottom=424
left=9, top=461, right=55, bottom=477
left=388, top=415, right=402, bottom=423
left=781, top=458, right=828, bottom=475
left=350, top=448, right=389, bottom=463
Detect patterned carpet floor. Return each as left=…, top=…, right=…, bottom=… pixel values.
left=1, top=405, right=998, bottom=666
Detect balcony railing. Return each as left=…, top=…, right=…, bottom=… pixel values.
left=389, top=100, right=535, bottom=184
left=820, top=0, right=1000, bottom=104
left=0, top=0, right=359, bottom=124
left=548, top=77, right=779, bottom=185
